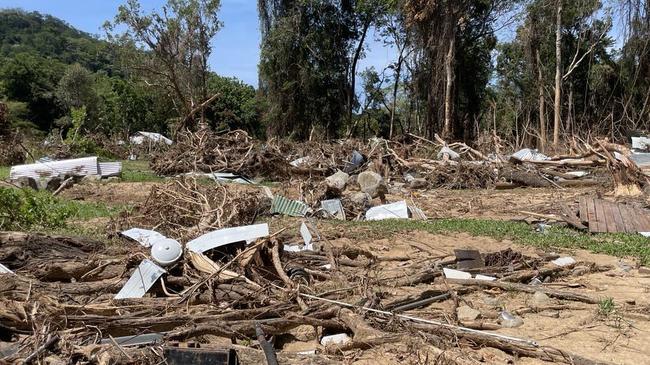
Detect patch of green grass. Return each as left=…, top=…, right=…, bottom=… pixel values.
left=120, top=159, right=163, bottom=182
left=0, top=166, right=9, bottom=180
left=334, top=218, right=650, bottom=264
left=598, top=297, right=616, bottom=316
left=62, top=199, right=129, bottom=220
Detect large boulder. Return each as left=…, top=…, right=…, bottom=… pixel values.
left=357, top=170, right=387, bottom=199
left=325, top=170, right=349, bottom=194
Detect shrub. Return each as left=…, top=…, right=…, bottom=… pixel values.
left=0, top=187, right=75, bottom=230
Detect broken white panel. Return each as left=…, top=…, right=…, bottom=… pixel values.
left=10, top=157, right=99, bottom=180
left=321, top=199, right=345, bottom=220
left=632, top=137, right=650, bottom=150
left=366, top=201, right=409, bottom=221
left=114, top=259, right=166, bottom=300
left=182, top=172, right=253, bottom=185
left=443, top=268, right=472, bottom=280
left=475, top=274, right=497, bottom=281
left=551, top=257, right=576, bottom=267
left=187, top=223, right=269, bottom=253
left=130, top=131, right=173, bottom=145
left=98, top=162, right=122, bottom=177
left=284, top=222, right=315, bottom=252
left=639, top=232, right=650, bottom=237
left=320, top=333, right=351, bottom=346
left=121, top=228, right=168, bottom=248
left=0, top=263, right=14, bottom=275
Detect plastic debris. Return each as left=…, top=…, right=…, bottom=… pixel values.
left=114, top=259, right=166, bottom=300
left=475, top=274, right=497, bottom=281
left=187, top=224, right=270, bottom=253
left=121, top=228, right=168, bottom=248
left=437, top=146, right=460, bottom=160
left=499, top=311, right=524, bottom=328
left=552, top=257, right=576, bottom=267
left=150, top=238, right=183, bottom=266
left=320, top=333, right=352, bottom=346
left=0, top=263, right=14, bottom=275
left=321, top=199, right=345, bottom=220
left=511, top=148, right=550, bottom=162
left=284, top=222, right=315, bottom=252
left=343, top=150, right=365, bottom=173
left=129, top=131, right=173, bottom=145
left=366, top=201, right=409, bottom=221
left=443, top=268, right=472, bottom=280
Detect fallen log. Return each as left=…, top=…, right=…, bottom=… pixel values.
left=447, top=279, right=600, bottom=304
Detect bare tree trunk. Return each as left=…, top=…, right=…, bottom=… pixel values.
left=536, top=50, right=546, bottom=152
left=348, top=21, right=371, bottom=126
left=553, top=0, right=562, bottom=149
left=443, top=37, right=455, bottom=138
left=389, top=49, right=406, bottom=139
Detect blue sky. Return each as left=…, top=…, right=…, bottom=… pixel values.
left=0, top=0, right=394, bottom=87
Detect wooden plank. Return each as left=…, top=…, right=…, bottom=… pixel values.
left=618, top=205, right=638, bottom=233
left=578, top=197, right=588, bottom=224
left=609, top=202, right=627, bottom=233
left=594, top=199, right=608, bottom=233
left=586, top=198, right=598, bottom=233
left=601, top=201, right=618, bottom=233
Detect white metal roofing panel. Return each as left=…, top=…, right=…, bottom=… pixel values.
left=187, top=223, right=269, bottom=253
left=121, top=228, right=168, bottom=248
left=511, top=148, right=549, bottom=162
left=130, top=131, right=173, bottom=145
left=10, top=157, right=99, bottom=180
left=98, top=162, right=122, bottom=177
left=366, top=201, right=409, bottom=221
left=632, top=137, right=650, bottom=150
left=114, top=259, right=166, bottom=299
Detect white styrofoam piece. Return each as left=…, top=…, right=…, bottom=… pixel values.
left=443, top=268, right=472, bottom=280
left=0, top=263, right=14, bottom=275
left=552, top=257, right=576, bottom=267
left=10, top=157, right=99, bottom=180
left=114, top=259, right=166, bottom=299
left=475, top=274, right=497, bottom=281
left=565, top=171, right=588, bottom=178
left=365, top=201, right=409, bottom=221
left=320, top=333, right=352, bottom=346
left=187, top=224, right=269, bottom=253
left=121, top=228, right=168, bottom=248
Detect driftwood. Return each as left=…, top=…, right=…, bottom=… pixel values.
left=448, top=279, right=600, bottom=304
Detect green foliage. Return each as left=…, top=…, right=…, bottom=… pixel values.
left=206, top=75, right=263, bottom=136
left=0, top=187, right=75, bottom=230
left=121, top=159, right=163, bottom=182
left=598, top=297, right=615, bottom=316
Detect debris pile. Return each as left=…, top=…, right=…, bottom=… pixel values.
left=0, top=225, right=615, bottom=364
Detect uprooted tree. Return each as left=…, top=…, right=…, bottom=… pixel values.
left=105, top=0, right=222, bottom=136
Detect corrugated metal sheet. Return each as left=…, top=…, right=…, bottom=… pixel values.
left=366, top=201, right=409, bottom=221
left=10, top=157, right=99, bottom=180
left=98, top=162, right=122, bottom=177
left=0, top=263, right=14, bottom=275
left=271, top=196, right=309, bottom=217
left=510, top=148, right=549, bottom=162
left=187, top=223, right=269, bottom=253
left=114, top=259, right=166, bottom=300
left=321, top=199, right=345, bottom=220
left=121, top=228, right=168, bottom=248
left=631, top=152, right=650, bottom=168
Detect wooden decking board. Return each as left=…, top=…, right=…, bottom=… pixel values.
left=578, top=198, right=650, bottom=233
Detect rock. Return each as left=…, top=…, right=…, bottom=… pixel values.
left=531, top=291, right=550, bottom=306
left=457, top=305, right=481, bottom=322
left=638, top=266, right=650, bottom=275
left=13, top=176, right=38, bottom=190
left=348, top=192, right=371, bottom=207
left=106, top=176, right=120, bottom=183
left=289, top=325, right=318, bottom=342
left=45, top=176, right=62, bottom=192
left=408, top=177, right=428, bottom=189
left=81, top=175, right=101, bottom=184
left=325, top=170, right=349, bottom=193
left=357, top=170, right=387, bottom=199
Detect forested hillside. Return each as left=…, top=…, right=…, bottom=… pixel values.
left=0, top=9, right=258, bottom=139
